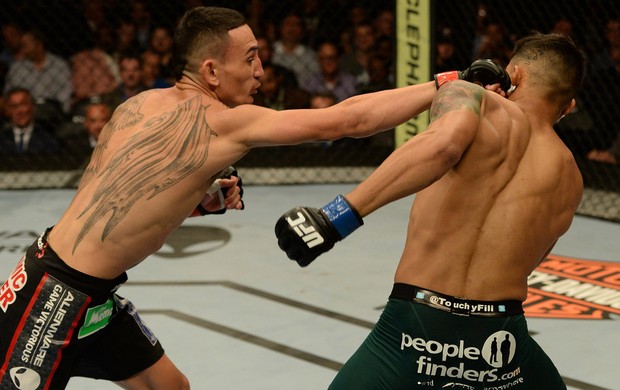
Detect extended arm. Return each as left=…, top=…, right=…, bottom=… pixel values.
left=275, top=81, right=485, bottom=266
left=223, top=60, right=509, bottom=147
left=346, top=81, right=486, bottom=217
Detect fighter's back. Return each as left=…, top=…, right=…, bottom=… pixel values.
left=49, top=88, right=235, bottom=278
left=395, top=88, right=583, bottom=301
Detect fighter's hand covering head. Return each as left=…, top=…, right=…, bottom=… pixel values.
left=190, top=167, right=244, bottom=216
left=435, top=59, right=512, bottom=92
left=275, top=195, right=363, bottom=267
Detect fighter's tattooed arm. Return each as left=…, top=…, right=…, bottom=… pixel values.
left=73, top=94, right=215, bottom=252
left=430, top=82, right=484, bottom=122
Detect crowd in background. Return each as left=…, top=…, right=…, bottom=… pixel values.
left=0, top=0, right=618, bottom=171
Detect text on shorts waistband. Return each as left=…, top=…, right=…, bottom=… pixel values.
left=389, top=283, right=524, bottom=317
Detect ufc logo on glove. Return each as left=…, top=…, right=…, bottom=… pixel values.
left=285, top=212, right=325, bottom=248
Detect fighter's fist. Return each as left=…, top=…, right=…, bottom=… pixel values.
left=275, top=195, right=363, bottom=267
left=435, top=59, right=512, bottom=92
left=190, top=166, right=244, bottom=216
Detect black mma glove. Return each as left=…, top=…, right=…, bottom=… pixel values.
left=191, top=166, right=244, bottom=216
left=434, top=59, right=512, bottom=92
left=275, top=195, right=363, bottom=267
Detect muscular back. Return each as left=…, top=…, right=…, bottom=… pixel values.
left=49, top=88, right=238, bottom=278
left=395, top=85, right=583, bottom=301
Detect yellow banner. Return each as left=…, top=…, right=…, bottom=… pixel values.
left=395, top=0, right=432, bottom=147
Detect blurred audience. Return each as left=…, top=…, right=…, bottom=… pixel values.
left=146, top=26, right=175, bottom=84
left=301, top=41, right=357, bottom=103
left=272, top=13, right=319, bottom=86
left=141, top=50, right=172, bottom=89
left=591, top=17, right=620, bottom=71
left=101, top=53, right=146, bottom=110
left=357, top=54, right=393, bottom=95
left=340, top=20, right=375, bottom=86
left=3, top=29, right=72, bottom=115
left=70, top=32, right=119, bottom=107
left=582, top=44, right=620, bottom=163
left=253, top=61, right=310, bottom=110
left=0, top=87, right=60, bottom=158
left=309, top=92, right=336, bottom=109
left=472, top=20, right=513, bottom=67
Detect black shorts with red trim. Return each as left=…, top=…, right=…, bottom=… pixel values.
left=0, top=229, right=164, bottom=388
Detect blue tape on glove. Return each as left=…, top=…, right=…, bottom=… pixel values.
left=321, top=195, right=363, bottom=238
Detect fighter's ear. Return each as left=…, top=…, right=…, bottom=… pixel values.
left=200, top=59, right=219, bottom=87
left=563, top=98, right=576, bottom=116
left=508, top=65, right=523, bottom=87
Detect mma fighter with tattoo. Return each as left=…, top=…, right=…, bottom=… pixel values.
left=0, top=7, right=509, bottom=390
left=276, top=33, right=585, bottom=389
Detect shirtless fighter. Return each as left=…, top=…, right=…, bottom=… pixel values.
left=0, top=6, right=510, bottom=390
left=276, top=33, right=585, bottom=389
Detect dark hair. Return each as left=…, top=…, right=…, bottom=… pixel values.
left=5, top=87, right=33, bottom=102
left=171, top=6, right=246, bottom=80
left=512, top=33, right=586, bottom=109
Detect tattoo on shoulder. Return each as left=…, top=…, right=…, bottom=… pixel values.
left=73, top=94, right=215, bottom=252
left=430, top=82, right=484, bottom=121
left=79, top=93, right=155, bottom=190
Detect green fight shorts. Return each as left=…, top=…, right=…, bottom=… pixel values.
left=329, top=283, right=566, bottom=390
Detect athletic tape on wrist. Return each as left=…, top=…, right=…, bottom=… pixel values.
left=321, top=195, right=363, bottom=238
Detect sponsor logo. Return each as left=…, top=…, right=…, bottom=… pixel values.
left=285, top=211, right=325, bottom=248
left=78, top=298, right=114, bottom=339
left=525, top=255, right=620, bottom=319
left=1, top=276, right=90, bottom=389
left=21, top=284, right=76, bottom=367
left=0, top=257, right=27, bottom=313
left=400, top=332, right=522, bottom=383
left=9, top=367, right=41, bottom=390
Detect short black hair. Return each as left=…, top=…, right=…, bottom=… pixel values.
left=171, top=6, right=246, bottom=80
left=512, top=32, right=586, bottom=109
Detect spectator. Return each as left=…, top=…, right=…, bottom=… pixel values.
left=310, top=92, right=336, bottom=109
left=70, top=32, right=119, bottom=107
left=591, top=17, right=620, bottom=71
left=472, top=20, right=513, bottom=67
left=357, top=54, right=393, bottom=95
left=434, top=28, right=464, bottom=74
left=0, top=22, right=25, bottom=113
left=373, top=8, right=395, bottom=40
left=246, top=0, right=276, bottom=43
left=582, top=45, right=620, bottom=159
left=141, top=50, right=172, bottom=89
left=340, top=20, right=376, bottom=86
left=82, top=0, right=108, bottom=37
left=129, top=0, right=153, bottom=52
left=101, top=53, right=146, bottom=110
left=272, top=13, right=319, bottom=86
left=146, top=26, right=175, bottom=84
left=0, top=22, right=25, bottom=69
left=58, top=101, right=112, bottom=171
left=83, top=102, right=111, bottom=144
left=4, top=28, right=72, bottom=115
left=253, top=61, right=311, bottom=110
left=550, top=17, right=574, bottom=38
left=302, top=41, right=357, bottom=103
left=112, top=19, right=139, bottom=64
left=257, top=34, right=297, bottom=87
left=0, top=87, right=61, bottom=169
left=299, top=0, right=322, bottom=48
